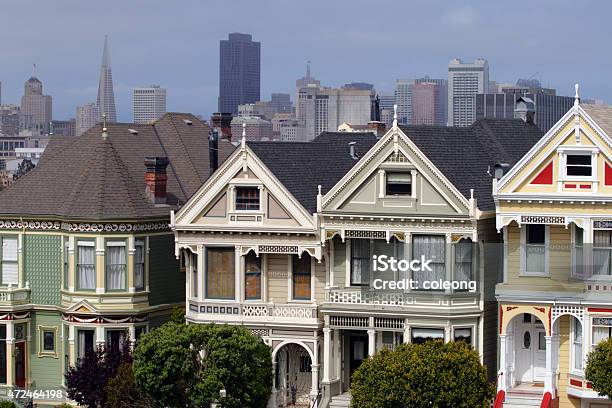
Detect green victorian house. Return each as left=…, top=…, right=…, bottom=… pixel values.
left=0, top=113, right=233, bottom=406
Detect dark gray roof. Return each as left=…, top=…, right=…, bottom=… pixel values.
left=0, top=113, right=235, bottom=221
left=400, top=118, right=544, bottom=210
left=247, top=132, right=378, bottom=213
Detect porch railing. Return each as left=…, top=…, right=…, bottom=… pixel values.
left=0, top=285, right=30, bottom=304
left=189, top=300, right=318, bottom=321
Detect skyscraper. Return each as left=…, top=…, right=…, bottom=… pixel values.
left=395, top=77, right=447, bottom=125
left=218, top=33, right=260, bottom=115
left=411, top=81, right=448, bottom=126
left=20, top=75, right=52, bottom=135
left=447, top=58, right=489, bottom=126
left=97, top=35, right=117, bottom=122
left=76, top=103, right=99, bottom=136
left=133, top=85, right=167, bottom=124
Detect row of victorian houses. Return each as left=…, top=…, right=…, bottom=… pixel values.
left=0, top=88, right=610, bottom=408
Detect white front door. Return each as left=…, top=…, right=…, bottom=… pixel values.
left=515, top=314, right=546, bottom=384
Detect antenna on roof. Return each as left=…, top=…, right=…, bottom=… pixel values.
left=392, top=104, right=398, bottom=131
left=241, top=122, right=246, bottom=148
left=574, top=83, right=580, bottom=107
left=32, top=63, right=37, bottom=78
left=102, top=113, right=108, bottom=140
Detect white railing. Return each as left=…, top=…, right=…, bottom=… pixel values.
left=190, top=300, right=318, bottom=321
left=0, top=285, right=30, bottom=303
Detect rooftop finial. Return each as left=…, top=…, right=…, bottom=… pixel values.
left=102, top=113, right=108, bottom=139
left=306, top=60, right=311, bottom=79
left=574, top=83, right=580, bottom=106
left=32, top=63, right=37, bottom=78
left=392, top=104, right=398, bottom=130
left=241, top=122, right=246, bottom=148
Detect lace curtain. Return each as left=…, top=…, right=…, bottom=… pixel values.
left=77, top=244, right=95, bottom=290
left=106, top=244, right=126, bottom=290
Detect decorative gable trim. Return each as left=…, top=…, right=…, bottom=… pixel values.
left=530, top=162, right=553, bottom=185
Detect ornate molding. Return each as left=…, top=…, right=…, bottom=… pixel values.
left=62, top=313, right=148, bottom=324
left=0, top=312, right=30, bottom=321
left=520, top=215, right=565, bottom=225
left=594, top=220, right=612, bottom=229
left=0, top=219, right=170, bottom=233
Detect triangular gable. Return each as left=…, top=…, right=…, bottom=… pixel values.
left=497, top=100, right=612, bottom=196
left=174, top=142, right=314, bottom=230
left=321, top=126, right=471, bottom=216
left=66, top=299, right=98, bottom=314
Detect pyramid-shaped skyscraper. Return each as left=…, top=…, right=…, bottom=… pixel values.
left=96, top=35, right=117, bottom=122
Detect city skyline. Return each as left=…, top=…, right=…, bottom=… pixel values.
left=0, top=0, right=611, bottom=122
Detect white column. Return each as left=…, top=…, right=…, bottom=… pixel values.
left=268, top=361, right=277, bottom=408
left=5, top=321, right=14, bottom=386
left=498, top=334, right=507, bottom=392
left=334, top=329, right=341, bottom=380
left=544, top=336, right=555, bottom=397
left=378, top=170, right=386, bottom=198
left=323, top=328, right=331, bottom=382
left=310, top=363, right=320, bottom=398
left=95, top=326, right=105, bottom=347
left=367, top=329, right=376, bottom=357
left=403, top=319, right=410, bottom=343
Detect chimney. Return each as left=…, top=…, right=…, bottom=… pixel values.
left=367, top=121, right=386, bottom=137
left=144, top=157, right=169, bottom=205
left=209, top=128, right=219, bottom=174
left=493, top=162, right=510, bottom=179
left=349, top=141, right=359, bottom=160
left=514, top=96, right=535, bottom=124
left=210, top=112, right=233, bottom=140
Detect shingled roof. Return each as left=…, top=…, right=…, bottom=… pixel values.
left=248, top=120, right=543, bottom=214
left=400, top=118, right=544, bottom=210
left=0, top=113, right=235, bottom=221
left=247, top=132, right=378, bottom=213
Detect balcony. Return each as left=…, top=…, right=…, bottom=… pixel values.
left=187, top=300, right=320, bottom=327
left=0, top=285, right=31, bottom=306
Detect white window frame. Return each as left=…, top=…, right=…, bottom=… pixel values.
left=0, top=236, right=18, bottom=286
left=557, top=147, right=598, bottom=182
left=520, top=224, right=550, bottom=277
left=570, top=316, right=584, bottom=374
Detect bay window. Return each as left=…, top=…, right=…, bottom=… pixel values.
left=572, top=317, right=583, bottom=371
left=77, top=329, right=94, bottom=361
left=77, top=241, right=95, bottom=290
left=106, top=329, right=127, bottom=353
left=411, top=328, right=444, bottom=344
left=1, top=236, right=18, bottom=286
left=454, top=328, right=473, bottom=346
left=592, top=318, right=612, bottom=348
left=106, top=241, right=126, bottom=291
left=63, top=238, right=69, bottom=289
left=525, top=224, right=546, bottom=275
left=292, top=254, right=311, bottom=300
left=350, top=239, right=370, bottom=286
left=191, top=252, right=198, bottom=298
left=412, top=235, right=446, bottom=288
left=593, top=230, right=612, bottom=276
left=134, top=239, right=145, bottom=291
left=454, top=239, right=473, bottom=285
left=244, top=252, right=261, bottom=300
left=206, top=247, right=235, bottom=299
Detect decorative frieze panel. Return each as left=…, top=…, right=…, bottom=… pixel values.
left=593, top=220, right=612, bottom=229
left=0, top=312, right=30, bottom=321
left=593, top=317, right=612, bottom=326
left=0, top=219, right=170, bottom=233
left=520, top=215, right=565, bottom=225
left=374, top=317, right=404, bottom=329
left=329, top=316, right=368, bottom=328
left=258, top=245, right=299, bottom=254
left=345, top=230, right=386, bottom=239
left=251, top=329, right=270, bottom=337
left=189, top=301, right=318, bottom=322
left=62, top=313, right=148, bottom=324
left=552, top=305, right=584, bottom=325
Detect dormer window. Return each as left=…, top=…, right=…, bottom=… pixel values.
left=386, top=173, right=412, bottom=196
left=235, top=187, right=260, bottom=211
left=566, top=154, right=592, bottom=177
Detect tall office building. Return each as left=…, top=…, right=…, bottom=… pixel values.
left=133, top=85, right=167, bottom=124
left=97, top=35, right=117, bottom=122
left=0, top=105, right=21, bottom=136
left=295, top=62, right=320, bottom=119
left=296, top=85, right=375, bottom=141
left=411, top=82, right=447, bottom=126
left=395, top=77, right=447, bottom=125
left=270, top=93, right=292, bottom=113
left=51, top=119, right=76, bottom=137
left=20, top=76, right=52, bottom=135
left=218, top=33, right=260, bottom=115
left=76, top=103, right=99, bottom=136
left=447, top=58, right=489, bottom=126
left=378, top=94, right=395, bottom=129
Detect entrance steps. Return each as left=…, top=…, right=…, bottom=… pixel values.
left=328, top=392, right=351, bottom=408
left=503, top=388, right=543, bottom=407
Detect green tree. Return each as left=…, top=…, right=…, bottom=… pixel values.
left=0, top=401, right=16, bottom=408
left=585, top=337, right=612, bottom=399
left=105, top=363, right=157, bottom=408
left=350, top=341, right=495, bottom=408
left=134, top=322, right=272, bottom=408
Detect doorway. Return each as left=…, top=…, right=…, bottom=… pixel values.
left=348, top=333, right=368, bottom=383
left=515, top=313, right=546, bottom=384
left=14, top=342, right=26, bottom=388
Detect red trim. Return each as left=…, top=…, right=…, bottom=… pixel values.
left=531, top=162, right=554, bottom=185
left=606, top=163, right=612, bottom=186
left=493, top=390, right=505, bottom=408
left=569, top=378, right=582, bottom=387
left=540, top=391, right=552, bottom=408
left=579, top=184, right=591, bottom=189
left=499, top=305, right=504, bottom=334
left=587, top=382, right=593, bottom=389
left=588, top=307, right=612, bottom=313
left=565, top=184, right=577, bottom=189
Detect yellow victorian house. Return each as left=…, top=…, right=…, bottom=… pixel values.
left=494, top=88, right=612, bottom=408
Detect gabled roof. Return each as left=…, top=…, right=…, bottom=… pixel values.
left=582, top=104, right=612, bottom=139
left=247, top=132, right=377, bottom=213
left=400, top=118, right=544, bottom=210
left=0, top=113, right=235, bottom=221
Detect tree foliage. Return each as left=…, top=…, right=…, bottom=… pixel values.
left=105, top=363, right=157, bottom=408
left=133, top=322, right=272, bottom=408
left=585, top=337, right=612, bottom=399
left=350, top=341, right=495, bottom=408
left=65, top=341, right=132, bottom=408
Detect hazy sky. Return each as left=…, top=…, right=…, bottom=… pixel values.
left=1, top=0, right=610, bottom=122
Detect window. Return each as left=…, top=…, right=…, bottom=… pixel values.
left=572, top=317, right=583, bottom=371
left=106, top=329, right=127, bottom=353
left=350, top=239, right=370, bottom=286
left=191, top=252, right=198, bottom=298
left=134, top=239, right=145, bottom=291
left=244, top=252, right=261, bottom=300
left=566, top=154, right=592, bottom=177
left=206, top=247, right=235, bottom=299
left=235, top=187, right=260, bottom=210
left=592, top=319, right=612, bottom=348
left=1, top=236, right=18, bottom=286
left=454, top=239, right=473, bottom=285
left=386, top=172, right=412, bottom=196
left=412, top=235, right=446, bottom=288
left=39, top=327, right=57, bottom=357
left=525, top=224, right=546, bottom=274
left=453, top=328, right=472, bottom=346
left=593, top=230, right=612, bottom=276
left=538, top=332, right=546, bottom=351
left=63, top=238, right=69, bottom=290
left=573, top=226, right=585, bottom=277
left=77, top=241, right=95, bottom=290
left=411, top=328, right=444, bottom=344
left=292, top=254, right=311, bottom=300
left=106, top=241, right=126, bottom=291
left=77, top=330, right=94, bottom=361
